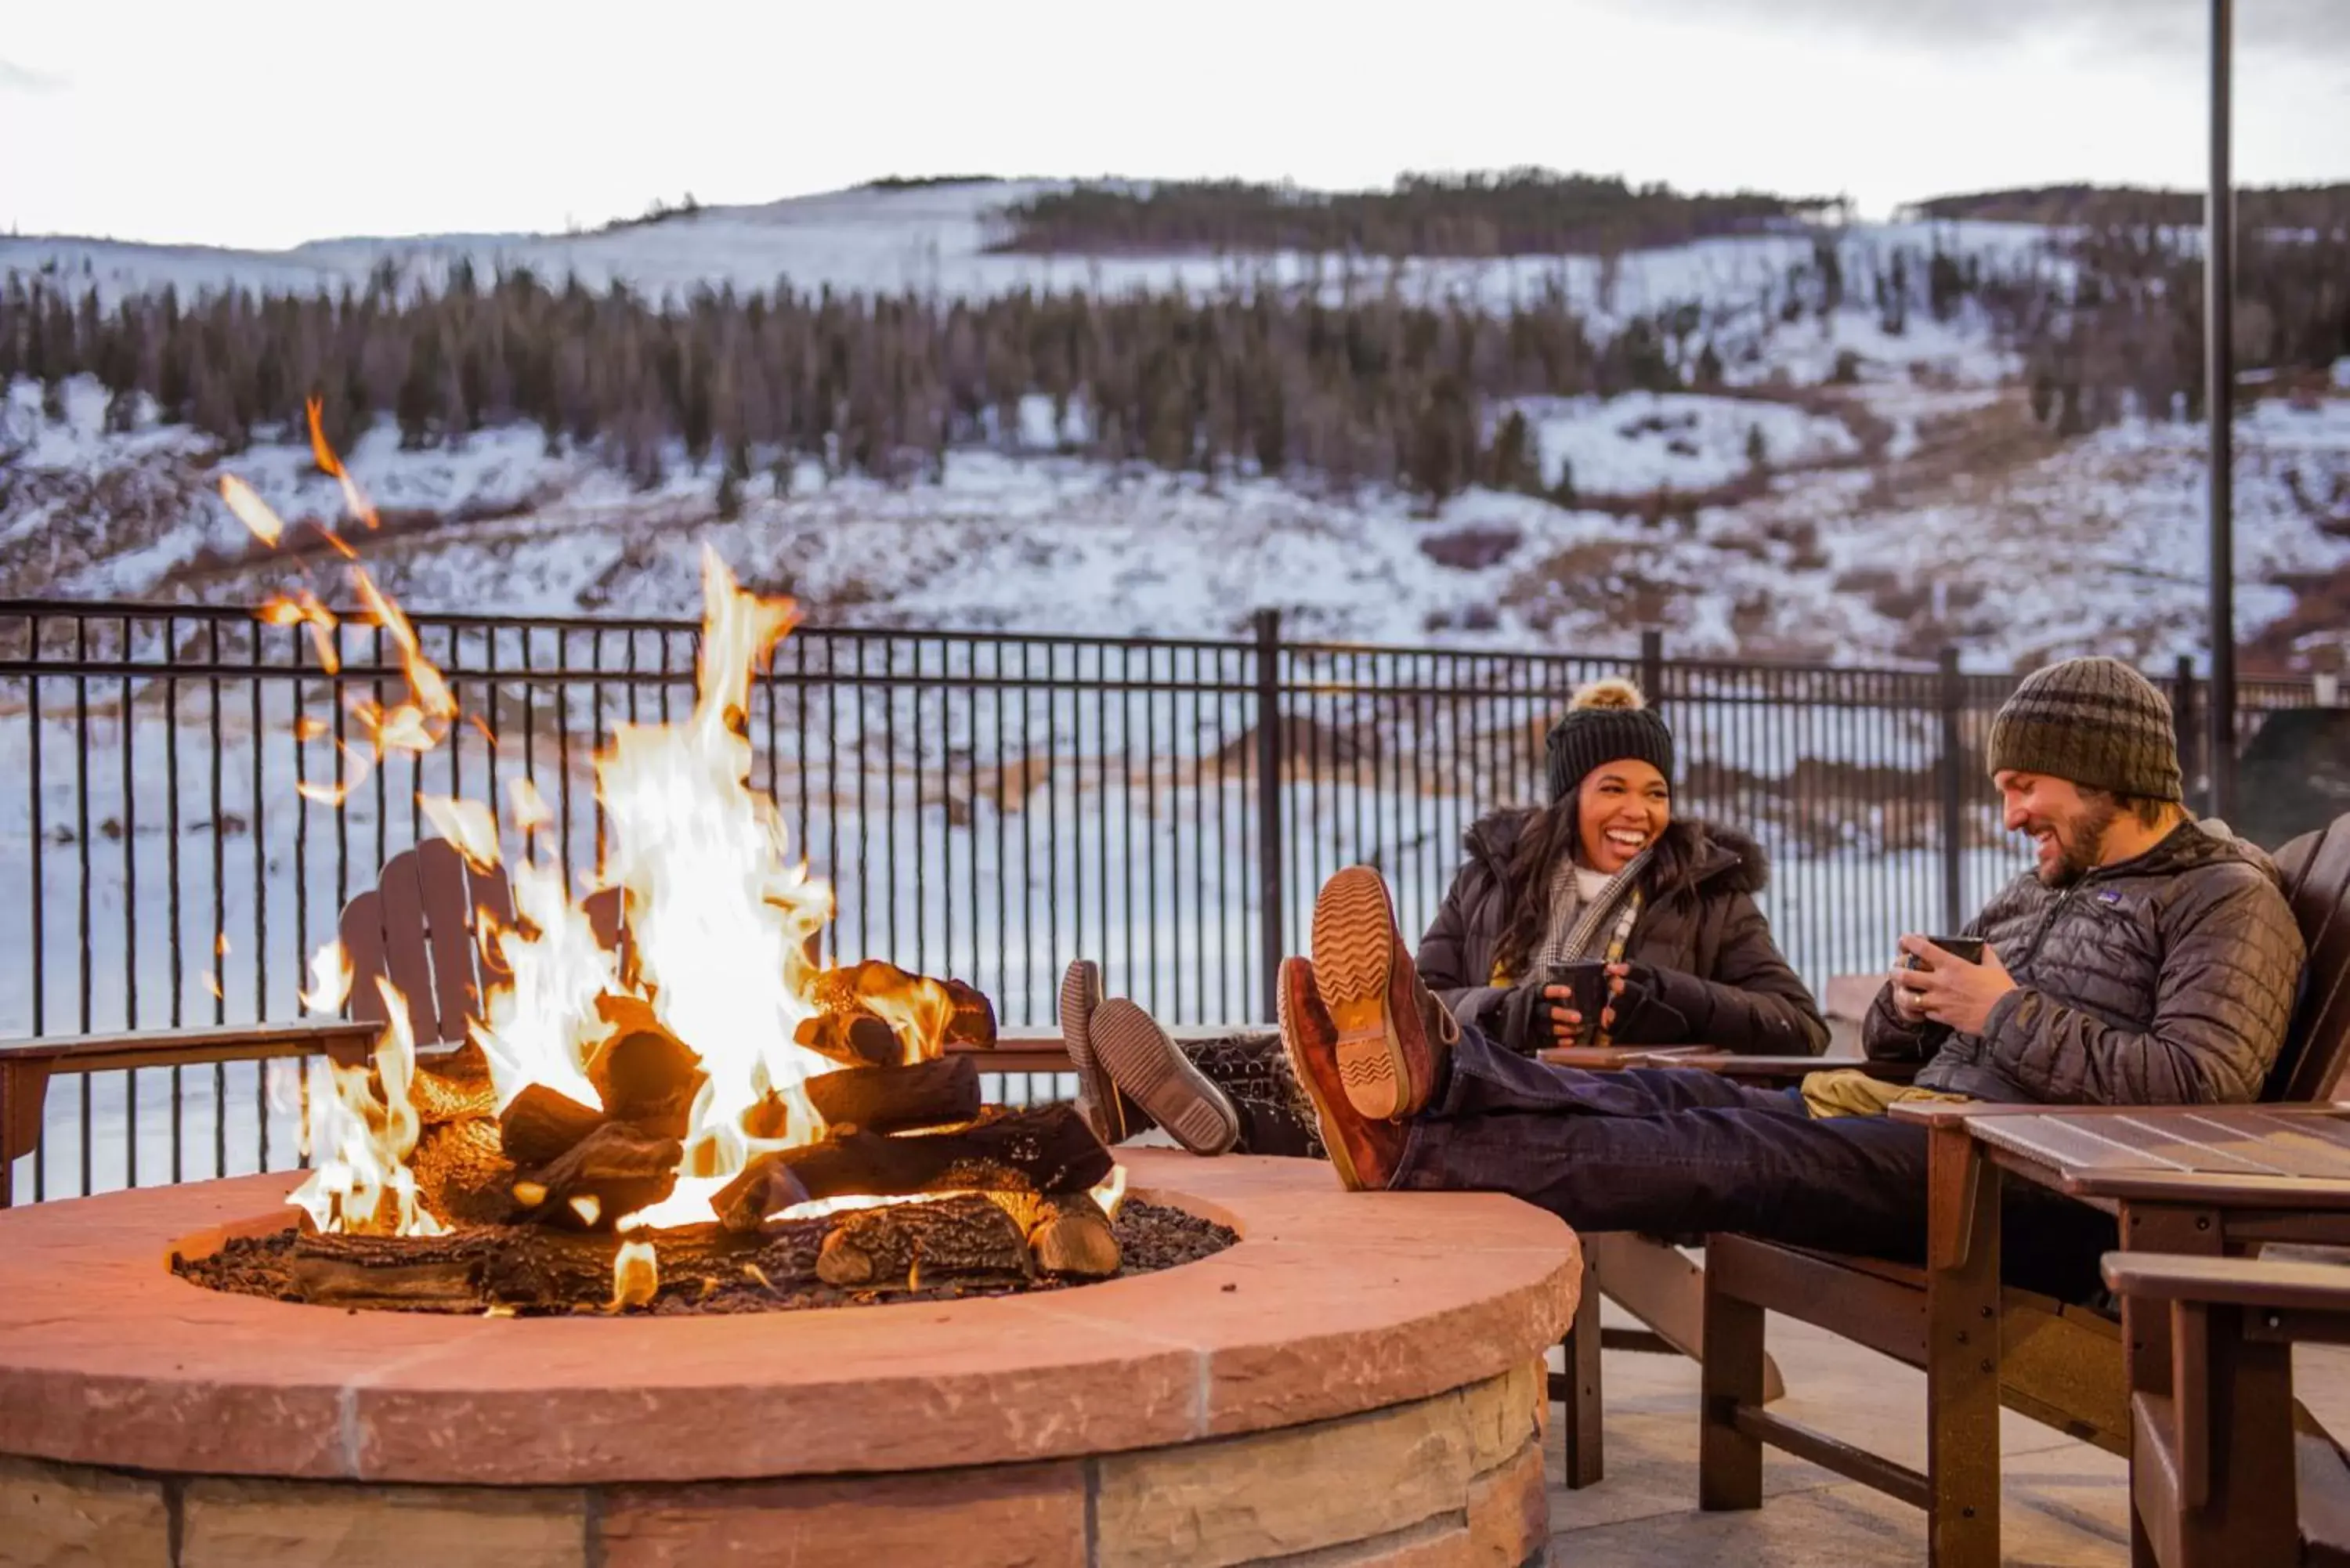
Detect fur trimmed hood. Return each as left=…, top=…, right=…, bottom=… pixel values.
left=1462, top=810, right=1771, bottom=899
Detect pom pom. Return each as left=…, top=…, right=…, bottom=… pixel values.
left=1568, top=677, right=1645, bottom=713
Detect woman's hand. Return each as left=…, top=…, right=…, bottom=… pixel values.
left=1545, top=973, right=1625, bottom=1040
left=1542, top=985, right=1582, bottom=1042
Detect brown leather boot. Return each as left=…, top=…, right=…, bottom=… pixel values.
left=1276, top=956, right=1408, bottom=1190
left=1307, top=865, right=1454, bottom=1121
left=1059, top=959, right=1126, bottom=1144
left=1090, top=999, right=1242, bottom=1156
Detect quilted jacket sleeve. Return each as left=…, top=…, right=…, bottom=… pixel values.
left=1613, top=893, right=1828, bottom=1054
left=1416, top=861, right=1509, bottom=1035
left=1976, top=866, right=2306, bottom=1105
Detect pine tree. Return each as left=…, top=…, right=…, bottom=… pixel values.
left=1694, top=340, right=1724, bottom=388
left=1484, top=409, right=1541, bottom=494
left=1745, top=423, right=1768, bottom=471
left=1549, top=456, right=1578, bottom=510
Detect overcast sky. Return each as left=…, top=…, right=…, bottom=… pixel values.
left=2, top=0, right=2344, bottom=250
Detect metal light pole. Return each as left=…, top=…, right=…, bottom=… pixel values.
left=2207, top=0, right=2237, bottom=818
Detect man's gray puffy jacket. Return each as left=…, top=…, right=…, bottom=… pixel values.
left=1864, top=820, right=2306, bottom=1104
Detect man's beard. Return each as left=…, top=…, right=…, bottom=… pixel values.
left=2037, top=795, right=2122, bottom=887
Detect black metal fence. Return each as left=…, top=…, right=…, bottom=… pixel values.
left=0, top=598, right=2314, bottom=1201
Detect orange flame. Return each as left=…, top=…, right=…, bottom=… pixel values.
left=218, top=474, right=285, bottom=546
left=352, top=569, right=456, bottom=727
left=419, top=794, right=500, bottom=872
left=508, top=776, right=554, bottom=836
left=609, top=1216, right=659, bottom=1309
left=260, top=591, right=342, bottom=674
left=306, top=394, right=380, bottom=530
left=1090, top=1163, right=1130, bottom=1223
left=286, top=979, right=445, bottom=1237
left=299, top=941, right=353, bottom=1013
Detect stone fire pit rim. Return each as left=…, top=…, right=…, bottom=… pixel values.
left=0, top=1149, right=1581, bottom=1487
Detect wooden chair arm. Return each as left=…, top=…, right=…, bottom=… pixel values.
left=1537, top=1048, right=1915, bottom=1085
left=2102, top=1252, right=2350, bottom=1312
left=950, top=1031, right=1075, bottom=1075
left=0, top=1019, right=382, bottom=1073
left=1657, top=1053, right=1917, bottom=1083
left=1885, top=1098, right=2067, bottom=1125
left=0, top=1019, right=385, bottom=1202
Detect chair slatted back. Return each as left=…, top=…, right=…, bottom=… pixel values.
left=341, top=838, right=514, bottom=1047
left=339, top=840, right=628, bottom=1047
left=2267, top=812, right=2350, bottom=1104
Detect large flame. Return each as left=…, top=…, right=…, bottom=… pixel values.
left=288, top=980, right=447, bottom=1237
left=468, top=549, right=839, bottom=1232
left=227, top=423, right=1108, bottom=1279
left=591, top=551, right=830, bottom=1172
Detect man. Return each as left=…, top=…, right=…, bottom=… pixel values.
left=1276, top=657, right=2308, bottom=1264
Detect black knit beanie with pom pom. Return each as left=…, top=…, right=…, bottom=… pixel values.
left=1543, top=678, right=1676, bottom=805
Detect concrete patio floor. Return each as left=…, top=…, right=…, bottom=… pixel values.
left=1542, top=1292, right=2350, bottom=1566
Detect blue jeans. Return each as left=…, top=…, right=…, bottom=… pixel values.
left=1392, top=1028, right=2113, bottom=1292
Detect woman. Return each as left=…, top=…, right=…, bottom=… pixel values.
left=1418, top=677, right=1828, bottom=1055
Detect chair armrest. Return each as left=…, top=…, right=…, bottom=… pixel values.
left=1538, top=1046, right=1655, bottom=1070
left=0, top=1019, right=382, bottom=1073
left=1672, top=1053, right=1916, bottom=1083
left=1, top=1020, right=386, bottom=1185
left=955, top=1031, right=1075, bottom=1075
left=2102, top=1252, right=2350, bottom=1313
left=1885, top=1097, right=2063, bottom=1125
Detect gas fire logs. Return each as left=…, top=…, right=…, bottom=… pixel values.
left=305, top=965, right=1123, bottom=1312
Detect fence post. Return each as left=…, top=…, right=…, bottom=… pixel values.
left=1937, top=647, right=1966, bottom=936
left=2172, top=654, right=2202, bottom=818
left=1253, top=609, right=1286, bottom=1021
left=1640, top=628, right=1665, bottom=706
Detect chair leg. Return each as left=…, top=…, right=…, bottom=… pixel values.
left=1556, top=1248, right=1605, bottom=1488
left=1591, top=1232, right=1789, bottom=1403
left=1698, top=1254, right=1765, bottom=1511
left=1925, top=1125, right=2002, bottom=1568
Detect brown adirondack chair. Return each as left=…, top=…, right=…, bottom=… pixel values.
left=0, top=835, right=551, bottom=1206
left=2099, top=1250, right=2350, bottom=1568
left=1695, top=812, right=2350, bottom=1566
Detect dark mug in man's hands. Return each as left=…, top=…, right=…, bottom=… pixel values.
left=1904, top=936, right=1986, bottom=970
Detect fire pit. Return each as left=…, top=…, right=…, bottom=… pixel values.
left=0, top=1151, right=1578, bottom=1567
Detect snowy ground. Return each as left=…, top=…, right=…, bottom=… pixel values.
left=9, top=366, right=2348, bottom=671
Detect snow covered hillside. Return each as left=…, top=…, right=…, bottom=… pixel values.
left=5, top=181, right=2348, bottom=672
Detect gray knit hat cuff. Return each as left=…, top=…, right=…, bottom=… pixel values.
left=1985, top=715, right=2183, bottom=801
left=1983, top=656, right=2183, bottom=802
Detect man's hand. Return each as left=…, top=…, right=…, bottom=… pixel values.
left=1893, top=936, right=2017, bottom=1036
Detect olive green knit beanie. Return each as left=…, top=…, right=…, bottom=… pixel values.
left=1985, top=656, right=2182, bottom=802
